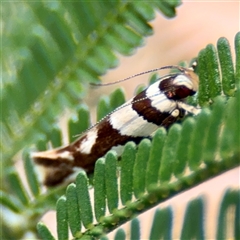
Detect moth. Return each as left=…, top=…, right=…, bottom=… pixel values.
left=32, top=64, right=201, bottom=187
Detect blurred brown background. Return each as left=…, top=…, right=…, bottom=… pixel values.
left=43, top=1, right=239, bottom=239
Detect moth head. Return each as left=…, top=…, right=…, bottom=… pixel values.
left=179, top=66, right=199, bottom=93
left=160, top=66, right=199, bottom=100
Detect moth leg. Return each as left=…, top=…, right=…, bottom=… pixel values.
left=177, top=102, right=201, bottom=115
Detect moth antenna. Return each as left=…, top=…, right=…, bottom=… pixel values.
left=91, top=65, right=188, bottom=87
left=73, top=64, right=196, bottom=138
left=129, top=94, right=160, bottom=105
left=73, top=92, right=162, bottom=139
left=73, top=93, right=163, bottom=137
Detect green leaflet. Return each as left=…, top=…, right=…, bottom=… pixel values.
left=5, top=168, right=30, bottom=206
left=56, top=196, right=68, bottom=240
left=66, top=184, right=82, bottom=237
left=133, top=139, right=151, bottom=198
left=120, top=142, right=137, bottom=205
left=217, top=37, right=235, bottom=95
left=37, top=222, right=55, bottom=240
left=76, top=172, right=93, bottom=229
left=130, top=218, right=141, bottom=240
left=180, top=197, right=205, bottom=239
left=149, top=207, right=173, bottom=239
left=146, top=128, right=166, bottom=189
left=94, top=158, right=106, bottom=222
left=23, top=150, right=40, bottom=197
left=216, top=189, right=240, bottom=239
left=158, top=124, right=181, bottom=183
left=68, top=105, right=91, bottom=143
left=114, top=229, right=126, bottom=240
left=105, top=151, right=119, bottom=214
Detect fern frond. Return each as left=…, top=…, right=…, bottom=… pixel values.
left=38, top=188, right=239, bottom=240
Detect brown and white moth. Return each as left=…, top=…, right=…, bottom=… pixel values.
left=32, top=65, right=200, bottom=187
